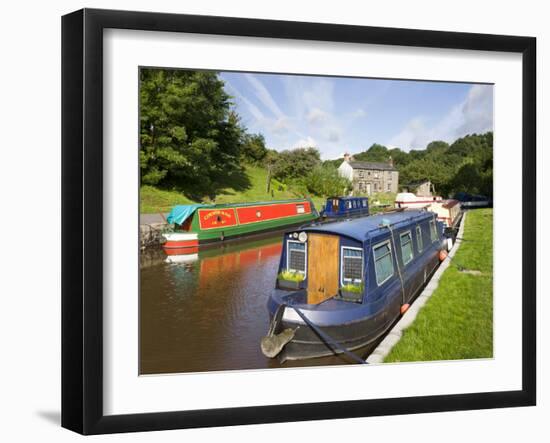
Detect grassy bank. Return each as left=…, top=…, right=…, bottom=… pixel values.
left=385, top=208, right=493, bottom=362
left=140, top=165, right=325, bottom=213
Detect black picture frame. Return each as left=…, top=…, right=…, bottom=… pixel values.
left=61, top=8, right=536, bottom=435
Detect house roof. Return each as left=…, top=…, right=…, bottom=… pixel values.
left=347, top=161, right=397, bottom=171
left=302, top=209, right=433, bottom=243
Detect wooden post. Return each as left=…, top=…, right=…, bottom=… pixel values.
left=266, top=165, right=272, bottom=193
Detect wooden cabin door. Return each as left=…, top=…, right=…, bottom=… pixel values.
left=307, top=234, right=339, bottom=304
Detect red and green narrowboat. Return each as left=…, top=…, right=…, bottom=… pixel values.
left=162, top=199, right=318, bottom=253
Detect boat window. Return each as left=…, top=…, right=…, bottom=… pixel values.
left=400, top=231, right=414, bottom=265
left=373, top=241, right=394, bottom=285
left=296, top=204, right=305, bottom=214
left=430, top=219, right=437, bottom=242
left=287, top=241, right=306, bottom=274
left=347, top=201, right=352, bottom=209
left=362, top=200, right=367, bottom=208
left=341, top=247, right=363, bottom=285
left=416, top=225, right=423, bottom=253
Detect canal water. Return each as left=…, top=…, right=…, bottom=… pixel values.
left=140, top=234, right=367, bottom=375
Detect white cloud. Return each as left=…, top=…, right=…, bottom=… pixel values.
left=224, top=80, right=265, bottom=122
left=272, top=116, right=293, bottom=134
left=292, top=136, right=318, bottom=149
left=325, top=128, right=341, bottom=143
left=244, top=74, right=285, bottom=118
left=302, top=79, right=334, bottom=112
left=352, top=108, right=367, bottom=119
left=456, top=84, right=494, bottom=135
left=388, top=117, right=428, bottom=150
left=388, top=84, right=493, bottom=150
left=306, top=107, right=329, bottom=125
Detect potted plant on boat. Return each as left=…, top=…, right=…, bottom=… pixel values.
left=339, top=282, right=363, bottom=303
left=277, top=270, right=305, bottom=290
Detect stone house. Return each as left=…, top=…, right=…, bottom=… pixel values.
left=338, top=154, right=399, bottom=195
left=402, top=179, right=433, bottom=197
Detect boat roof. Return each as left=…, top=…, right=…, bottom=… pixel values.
left=302, top=209, right=434, bottom=242
left=327, top=196, right=368, bottom=200
left=206, top=198, right=311, bottom=208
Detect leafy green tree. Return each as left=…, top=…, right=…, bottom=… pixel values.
left=304, top=165, right=351, bottom=197
left=272, top=147, right=322, bottom=181
left=139, top=69, right=245, bottom=198
left=388, top=147, right=410, bottom=167
left=354, top=143, right=389, bottom=162
left=241, top=133, right=268, bottom=164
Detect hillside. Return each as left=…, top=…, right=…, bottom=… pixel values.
left=140, top=165, right=325, bottom=214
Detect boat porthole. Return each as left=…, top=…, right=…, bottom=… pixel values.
left=256, top=211, right=262, bottom=218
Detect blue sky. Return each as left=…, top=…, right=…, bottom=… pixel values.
left=220, top=71, right=493, bottom=160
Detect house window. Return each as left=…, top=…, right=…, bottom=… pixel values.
left=373, top=241, right=394, bottom=285
left=287, top=241, right=306, bottom=274
left=374, top=172, right=379, bottom=179
left=400, top=231, right=414, bottom=265
left=430, top=219, right=438, bottom=242
left=416, top=225, right=423, bottom=253
left=341, top=247, right=363, bottom=285
left=387, top=183, right=391, bottom=191
left=358, top=170, right=364, bottom=178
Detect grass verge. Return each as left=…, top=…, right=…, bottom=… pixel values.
left=384, top=208, right=493, bottom=362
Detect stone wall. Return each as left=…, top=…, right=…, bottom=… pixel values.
left=140, top=222, right=169, bottom=251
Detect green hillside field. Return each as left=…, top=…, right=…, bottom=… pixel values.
left=140, top=165, right=326, bottom=214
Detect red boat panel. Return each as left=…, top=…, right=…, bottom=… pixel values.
left=236, top=201, right=311, bottom=224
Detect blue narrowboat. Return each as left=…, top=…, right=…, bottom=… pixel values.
left=454, top=192, right=493, bottom=209
left=320, top=196, right=370, bottom=219
left=261, top=209, right=446, bottom=362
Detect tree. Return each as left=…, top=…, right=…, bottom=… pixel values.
left=139, top=69, right=245, bottom=197
left=304, top=165, right=351, bottom=197
left=388, top=147, right=410, bottom=167
left=354, top=143, right=389, bottom=162
left=271, top=147, right=322, bottom=181
left=241, top=133, right=267, bottom=164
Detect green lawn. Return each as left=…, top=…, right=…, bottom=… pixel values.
left=384, top=208, right=493, bottom=362
left=140, top=165, right=325, bottom=214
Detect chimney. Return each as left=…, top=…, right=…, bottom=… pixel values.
left=343, top=152, right=351, bottom=163
left=388, top=156, right=393, bottom=167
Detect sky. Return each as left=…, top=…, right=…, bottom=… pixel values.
left=220, top=71, right=493, bottom=160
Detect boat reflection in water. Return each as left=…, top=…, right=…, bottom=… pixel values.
left=140, top=235, right=360, bottom=375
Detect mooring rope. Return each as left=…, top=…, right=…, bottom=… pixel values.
left=290, top=306, right=368, bottom=365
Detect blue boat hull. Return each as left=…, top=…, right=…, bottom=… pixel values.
left=268, top=256, right=440, bottom=361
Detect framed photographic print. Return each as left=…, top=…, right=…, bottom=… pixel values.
left=61, top=8, right=536, bottom=435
